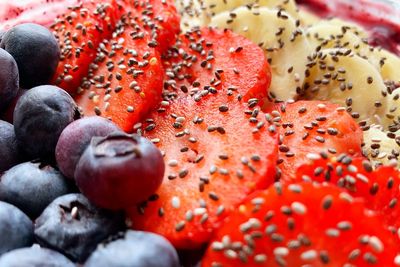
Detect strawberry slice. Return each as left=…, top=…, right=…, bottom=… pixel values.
left=294, top=156, right=400, bottom=232
left=202, top=182, right=400, bottom=267
left=75, top=14, right=164, bottom=132
left=121, top=0, right=180, bottom=54
left=162, top=27, right=272, bottom=103
left=266, top=100, right=363, bottom=181
left=51, top=0, right=123, bottom=94
left=127, top=28, right=276, bottom=249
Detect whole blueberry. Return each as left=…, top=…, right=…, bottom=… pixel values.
left=0, top=201, right=33, bottom=255
left=84, top=230, right=180, bottom=267
left=0, top=120, right=20, bottom=174
left=34, top=193, right=125, bottom=262
left=75, top=132, right=165, bottom=210
left=0, top=48, right=19, bottom=111
left=13, top=85, right=80, bottom=160
left=0, top=161, right=71, bottom=218
left=0, top=246, right=75, bottom=267
left=0, top=23, right=60, bottom=88
left=56, top=116, right=121, bottom=179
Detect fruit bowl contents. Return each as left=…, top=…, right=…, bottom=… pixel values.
left=0, top=0, right=399, bottom=266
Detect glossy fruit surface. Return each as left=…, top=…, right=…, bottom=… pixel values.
left=56, top=116, right=121, bottom=179
left=0, top=201, right=33, bottom=256
left=1, top=23, right=60, bottom=88
left=202, top=182, right=400, bottom=267
left=0, top=246, right=75, bottom=267
left=75, top=132, right=165, bottom=210
left=0, top=48, right=19, bottom=110
left=13, top=85, right=80, bottom=160
left=34, top=193, right=125, bottom=262
left=0, top=161, right=71, bottom=218
left=0, top=120, right=19, bottom=173
left=84, top=230, right=180, bottom=267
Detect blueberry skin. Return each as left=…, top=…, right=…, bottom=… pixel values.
left=0, top=162, right=71, bottom=219
left=0, top=48, right=19, bottom=111
left=13, top=85, right=80, bottom=160
left=84, top=230, right=180, bottom=267
left=0, top=201, right=33, bottom=256
left=0, top=23, right=60, bottom=89
left=56, top=116, right=121, bottom=179
left=34, top=193, right=125, bottom=263
left=0, top=120, right=19, bottom=174
left=0, top=246, right=75, bottom=267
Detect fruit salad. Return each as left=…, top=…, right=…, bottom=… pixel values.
left=0, top=0, right=399, bottom=266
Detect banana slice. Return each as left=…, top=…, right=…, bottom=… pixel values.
left=371, top=49, right=400, bottom=83
left=363, top=126, right=400, bottom=167
left=298, top=8, right=320, bottom=26
left=175, top=0, right=299, bottom=32
left=210, top=6, right=311, bottom=101
left=302, top=48, right=389, bottom=124
left=325, top=18, right=369, bottom=38
left=204, top=0, right=298, bottom=18
left=306, top=23, right=369, bottom=55
left=383, top=87, right=400, bottom=129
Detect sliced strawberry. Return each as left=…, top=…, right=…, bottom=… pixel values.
left=294, top=156, right=400, bottom=232
left=202, top=182, right=400, bottom=267
left=266, top=100, right=363, bottom=181
left=75, top=14, right=164, bottom=132
left=162, top=27, right=272, bottom=103
left=120, top=0, right=180, bottom=54
left=51, top=0, right=123, bottom=94
left=127, top=96, right=278, bottom=249
left=127, top=28, right=275, bottom=249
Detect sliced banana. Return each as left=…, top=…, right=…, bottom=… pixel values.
left=363, top=126, right=400, bottom=168
left=325, top=18, right=369, bottom=38
left=306, top=23, right=370, bottom=57
left=175, top=0, right=299, bottom=32
left=302, top=48, right=389, bottom=124
left=210, top=6, right=311, bottom=101
left=371, top=49, right=400, bottom=83
left=383, top=87, right=400, bottom=128
left=203, top=0, right=298, bottom=18
left=298, top=8, right=320, bottom=26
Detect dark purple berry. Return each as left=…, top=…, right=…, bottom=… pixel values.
left=84, top=230, right=180, bottom=267
left=56, top=116, right=121, bottom=179
left=0, top=120, right=19, bottom=174
left=0, top=23, right=60, bottom=89
left=0, top=246, right=75, bottom=267
left=75, top=132, right=165, bottom=210
left=0, top=201, right=33, bottom=255
left=0, top=48, right=19, bottom=111
left=34, top=193, right=125, bottom=262
left=13, top=85, right=80, bottom=160
left=0, top=161, right=71, bottom=218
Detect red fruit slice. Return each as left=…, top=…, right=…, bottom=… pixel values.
left=294, top=156, right=400, bottom=232
left=162, top=27, right=272, bottom=103
left=51, top=0, right=123, bottom=94
left=127, top=96, right=278, bottom=249
left=75, top=14, right=164, bottom=132
left=121, top=0, right=180, bottom=54
left=127, top=28, right=276, bottom=249
left=266, top=100, right=363, bottom=181
left=202, top=182, right=400, bottom=267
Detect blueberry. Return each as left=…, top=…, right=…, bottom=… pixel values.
left=0, top=161, right=71, bottom=218
left=34, top=193, right=125, bottom=262
left=13, top=85, right=80, bottom=160
left=0, top=201, right=33, bottom=255
left=0, top=120, right=20, bottom=174
left=0, top=246, right=75, bottom=267
left=56, top=116, right=121, bottom=179
left=0, top=48, right=19, bottom=111
left=0, top=23, right=60, bottom=89
left=84, top=230, right=180, bottom=267
left=75, top=132, right=165, bottom=210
